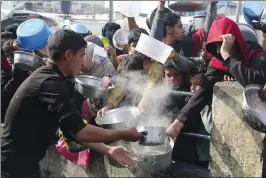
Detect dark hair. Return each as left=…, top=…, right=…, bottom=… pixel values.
left=1, top=31, right=14, bottom=40
left=47, top=29, right=87, bottom=61
left=5, top=23, right=19, bottom=39
left=163, top=12, right=181, bottom=37
left=120, top=54, right=144, bottom=72
left=102, top=22, right=121, bottom=45
left=190, top=68, right=206, bottom=77
left=128, top=28, right=149, bottom=48
left=163, top=60, right=177, bottom=69
left=2, top=39, right=17, bottom=54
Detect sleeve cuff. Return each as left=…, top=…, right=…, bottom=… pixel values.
left=222, top=56, right=237, bottom=68
left=176, top=112, right=188, bottom=123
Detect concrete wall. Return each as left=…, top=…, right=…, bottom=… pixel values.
left=210, top=81, right=265, bottom=177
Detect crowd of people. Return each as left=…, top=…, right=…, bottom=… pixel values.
left=1, top=1, right=266, bottom=177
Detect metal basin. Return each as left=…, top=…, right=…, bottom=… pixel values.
left=13, top=51, right=42, bottom=71
left=75, top=75, right=113, bottom=99
left=242, top=84, right=266, bottom=133
left=95, top=106, right=141, bottom=130
left=168, top=1, right=208, bottom=12
left=132, top=137, right=174, bottom=172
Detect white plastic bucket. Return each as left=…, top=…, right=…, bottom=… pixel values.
left=136, top=33, right=173, bottom=64
left=118, top=1, right=141, bottom=17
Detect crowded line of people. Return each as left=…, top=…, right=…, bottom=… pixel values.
left=1, top=1, right=266, bottom=177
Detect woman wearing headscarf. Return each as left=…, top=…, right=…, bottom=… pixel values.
left=81, top=40, right=116, bottom=78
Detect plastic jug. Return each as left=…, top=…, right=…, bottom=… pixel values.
left=136, top=33, right=173, bottom=64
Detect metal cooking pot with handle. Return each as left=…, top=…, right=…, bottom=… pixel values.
left=132, top=137, right=174, bottom=172
left=75, top=75, right=113, bottom=99
left=95, top=106, right=141, bottom=130
left=242, top=84, right=266, bottom=133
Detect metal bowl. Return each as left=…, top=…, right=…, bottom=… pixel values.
left=75, top=75, right=113, bottom=99
left=95, top=106, right=141, bottom=130
left=242, top=84, right=266, bottom=133
left=168, top=1, right=208, bottom=12
left=13, top=51, right=42, bottom=71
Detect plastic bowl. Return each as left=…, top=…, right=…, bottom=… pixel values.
left=17, top=19, right=52, bottom=51
left=70, top=24, right=88, bottom=34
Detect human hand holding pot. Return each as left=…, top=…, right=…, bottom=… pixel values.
left=117, top=54, right=128, bottom=63
left=101, top=76, right=113, bottom=88
left=107, top=146, right=136, bottom=167
left=97, top=104, right=113, bottom=117
left=168, top=49, right=179, bottom=63
left=122, top=127, right=144, bottom=142
left=104, top=45, right=116, bottom=56
left=260, top=84, right=266, bottom=101
left=165, top=119, right=184, bottom=141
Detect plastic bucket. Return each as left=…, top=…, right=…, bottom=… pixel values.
left=135, top=33, right=173, bottom=64
left=16, top=18, right=52, bottom=51
left=243, top=1, right=266, bottom=25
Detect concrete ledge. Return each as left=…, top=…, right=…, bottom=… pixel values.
left=210, top=81, right=265, bottom=177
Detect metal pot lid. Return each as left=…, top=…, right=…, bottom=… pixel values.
left=243, top=84, right=266, bottom=126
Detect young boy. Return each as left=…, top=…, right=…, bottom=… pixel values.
left=190, top=70, right=212, bottom=168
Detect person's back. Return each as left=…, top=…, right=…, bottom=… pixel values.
left=2, top=65, right=70, bottom=176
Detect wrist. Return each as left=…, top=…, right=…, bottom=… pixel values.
left=105, top=145, right=112, bottom=155
left=222, top=52, right=231, bottom=60
left=106, top=103, right=114, bottom=110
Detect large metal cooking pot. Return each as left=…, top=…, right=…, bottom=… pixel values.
left=132, top=137, right=174, bottom=172
left=168, top=1, right=208, bottom=12
left=242, top=84, right=266, bottom=133
left=95, top=106, right=141, bottom=130
left=13, top=51, right=42, bottom=71
left=75, top=75, right=113, bottom=99
left=238, top=23, right=258, bottom=43
left=193, top=15, right=206, bottom=31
